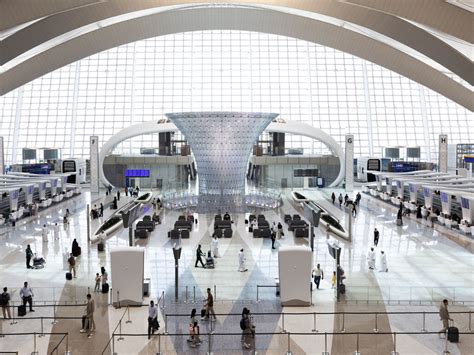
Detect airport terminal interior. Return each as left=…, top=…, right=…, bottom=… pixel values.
left=0, top=1, right=473, bottom=354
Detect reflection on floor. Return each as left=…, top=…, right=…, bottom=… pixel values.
left=0, top=188, right=472, bottom=354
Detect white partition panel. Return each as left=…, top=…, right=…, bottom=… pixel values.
left=278, top=246, right=312, bottom=306
left=110, top=247, right=145, bottom=306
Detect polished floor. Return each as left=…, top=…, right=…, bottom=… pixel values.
left=0, top=188, right=472, bottom=354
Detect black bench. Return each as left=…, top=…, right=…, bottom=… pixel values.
left=136, top=220, right=154, bottom=232
left=284, top=214, right=292, bottom=224
left=223, top=228, right=233, bottom=238
left=294, top=228, right=308, bottom=238
left=288, top=219, right=308, bottom=231
left=174, top=220, right=192, bottom=230
left=135, top=229, right=149, bottom=239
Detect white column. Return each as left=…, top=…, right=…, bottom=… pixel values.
left=345, top=134, right=354, bottom=192
left=90, top=136, right=99, bottom=193
left=0, top=137, right=4, bottom=174
left=438, top=134, right=448, bottom=173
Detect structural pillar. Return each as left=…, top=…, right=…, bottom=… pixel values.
left=90, top=136, right=99, bottom=194
left=0, top=137, right=4, bottom=175
left=345, top=134, right=354, bottom=192
left=439, top=134, right=448, bottom=173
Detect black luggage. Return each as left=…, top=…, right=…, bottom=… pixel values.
left=18, top=305, right=26, bottom=317
left=66, top=272, right=72, bottom=280
left=97, top=243, right=104, bottom=252
left=201, top=308, right=206, bottom=318
left=82, top=315, right=89, bottom=330
left=338, top=283, right=346, bottom=295
left=448, top=325, right=459, bottom=343
left=102, top=282, right=109, bottom=293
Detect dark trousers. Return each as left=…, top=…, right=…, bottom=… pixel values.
left=314, top=276, right=321, bottom=289
left=374, top=237, right=379, bottom=246
left=195, top=256, right=205, bottom=267
left=271, top=238, right=275, bottom=248
left=26, top=256, right=31, bottom=269
left=148, top=317, right=158, bottom=338
left=23, top=296, right=33, bottom=311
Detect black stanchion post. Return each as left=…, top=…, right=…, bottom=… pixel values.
left=421, top=312, right=426, bottom=332
left=312, top=312, right=318, bottom=333
left=341, top=313, right=345, bottom=332
left=126, top=306, right=132, bottom=324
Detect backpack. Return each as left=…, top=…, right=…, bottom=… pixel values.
left=0, top=292, right=9, bottom=305
left=240, top=317, right=246, bottom=330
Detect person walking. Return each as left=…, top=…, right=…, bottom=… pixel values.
left=68, top=253, right=77, bottom=278
left=20, top=282, right=34, bottom=312
left=99, top=203, right=104, bottom=218
left=1, top=287, right=11, bottom=319
left=331, top=271, right=337, bottom=289
left=195, top=244, right=205, bottom=268
left=100, top=267, right=108, bottom=288
left=53, top=222, right=60, bottom=240
left=367, top=248, right=376, bottom=270
left=41, top=224, right=49, bottom=243
left=241, top=307, right=254, bottom=349
left=352, top=204, right=357, bottom=217
left=338, top=193, right=343, bottom=207
left=72, top=238, right=80, bottom=257
left=189, top=321, right=201, bottom=347
left=277, top=222, right=284, bottom=239
left=355, top=192, right=361, bottom=206
left=238, top=248, right=248, bottom=272
left=202, top=288, right=216, bottom=321
left=94, top=273, right=101, bottom=292
left=80, top=294, right=95, bottom=336
left=187, top=309, right=197, bottom=342
left=331, top=192, right=336, bottom=204
left=117, top=189, right=121, bottom=201
left=25, top=244, right=33, bottom=269
left=312, top=264, right=324, bottom=290
left=270, top=230, right=276, bottom=249
left=147, top=300, right=159, bottom=339
left=379, top=251, right=388, bottom=272
left=211, top=236, right=220, bottom=258
left=438, top=299, right=453, bottom=337
left=374, top=228, right=380, bottom=246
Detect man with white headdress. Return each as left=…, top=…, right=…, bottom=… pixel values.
left=379, top=250, right=388, bottom=272
left=367, top=247, right=376, bottom=270
left=211, top=235, right=219, bottom=258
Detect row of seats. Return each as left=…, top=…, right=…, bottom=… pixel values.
left=286, top=214, right=309, bottom=237
left=251, top=214, right=271, bottom=238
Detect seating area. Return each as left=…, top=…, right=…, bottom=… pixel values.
left=214, top=214, right=233, bottom=238
left=251, top=214, right=272, bottom=238
left=287, top=214, right=309, bottom=237
left=168, top=215, right=195, bottom=240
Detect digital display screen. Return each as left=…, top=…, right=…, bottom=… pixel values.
left=461, top=198, right=469, bottom=209
left=423, top=187, right=431, bottom=197
left=294, top=169, right=318, bottom=177
left=440, top=192, right=449, bottom=203
left=125, top=169, right=150, bottom=177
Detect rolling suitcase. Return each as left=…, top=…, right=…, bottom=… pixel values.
left=102, top=282, right=109, bottom=293
left=18, top=305, right=26, bottom=317
left=66, top=272, right=72, bottom=280
left=448, top=322, right=459, bottom=343
left=201, top=308, right=206, bottom=318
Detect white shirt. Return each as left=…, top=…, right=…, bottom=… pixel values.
left=148, top=305, right=158, bottom=319
left=20, top=286, right=34, bottom=298
left=239, top=251, right=245, bottom=263
left=53, top=225, right=59, bottom=235
left=42, top=227, right=48, bottom=236
left=312, top=267, right=323, bottom=277
left=211, top=238, right=219, bottom=249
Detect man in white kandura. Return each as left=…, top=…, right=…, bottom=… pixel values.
left=238, top=248, right=248, bottom=272
left=211, top=236, right=219, bottom=258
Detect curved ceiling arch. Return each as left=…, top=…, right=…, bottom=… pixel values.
left=1, top=0, right=472, bottom=86
left=99, top=119, right=346, bottom=189
left=0, top=6, right=472, bottom=111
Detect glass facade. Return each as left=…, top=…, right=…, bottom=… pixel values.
left=0, top=30, right=472, bottom=165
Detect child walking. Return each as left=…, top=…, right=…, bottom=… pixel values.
left=94, top=273, right=101, bottom=292
left=331, top=271, right=336, bottom=289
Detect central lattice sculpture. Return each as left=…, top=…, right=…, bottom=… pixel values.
left=166, top=112, right=277, bottom=212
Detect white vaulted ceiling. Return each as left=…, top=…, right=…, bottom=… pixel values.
left=0, top=1, right=472, bottom=110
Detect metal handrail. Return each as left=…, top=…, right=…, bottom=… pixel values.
left=101, top=306, right=129, bottom=355
left=105, top=330, right=473, bottom=354
left=48, top=333, right=68, bottom=355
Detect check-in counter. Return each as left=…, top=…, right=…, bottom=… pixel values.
left=437, top=215, right=445, bottom=225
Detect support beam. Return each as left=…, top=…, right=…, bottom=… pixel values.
left=439, top=134, right=448, bottom=173
left=90, top=135, right=99, bottom=194
left=345, top=135, right=354, bottom=192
